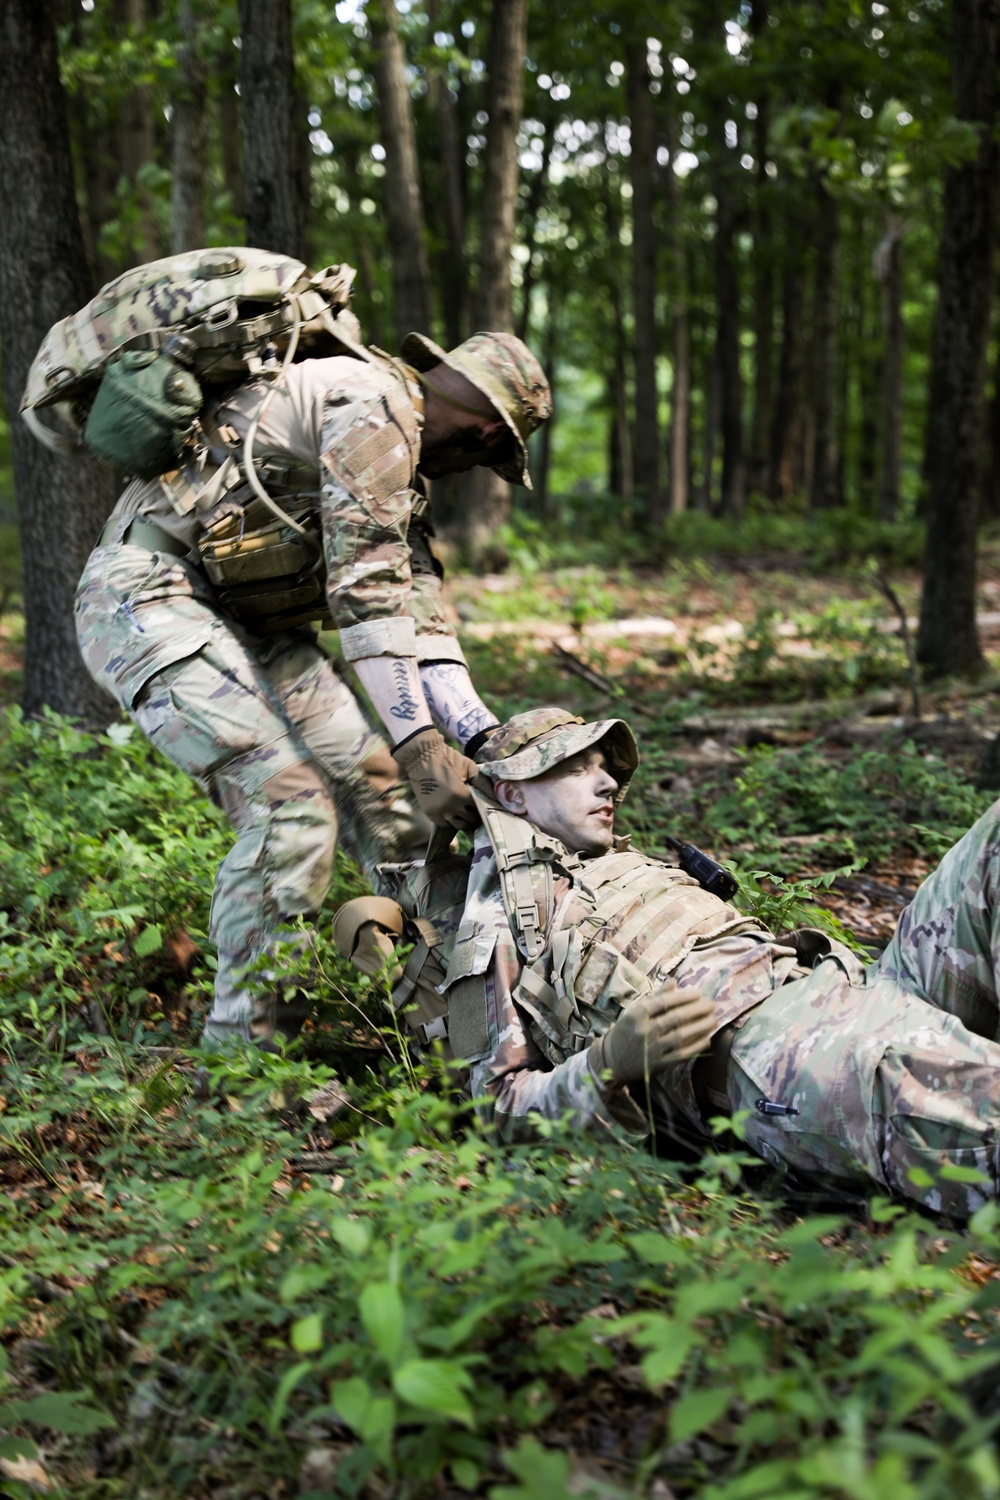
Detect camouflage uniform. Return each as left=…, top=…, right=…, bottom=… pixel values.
left=455, top=709, right=1000, bottom=1219
left=74, top=355, right=466, bottom=1046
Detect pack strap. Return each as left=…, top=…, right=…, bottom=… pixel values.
left=473, top=791, right=554, bottom=962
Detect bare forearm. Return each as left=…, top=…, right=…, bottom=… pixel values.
left=352, top=656, right=432, bottom=742
left=418, top=661, right=497, bottom=749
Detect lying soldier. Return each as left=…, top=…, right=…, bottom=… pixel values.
left=337, top=707, right=1000, bottom=1219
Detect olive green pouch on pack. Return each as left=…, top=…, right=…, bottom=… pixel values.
left=84, top=350, right=203, bottom=478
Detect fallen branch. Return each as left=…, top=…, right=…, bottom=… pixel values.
left=873, top=566, right=921, bottom=719
left=551, top=644, right=657, bottom=717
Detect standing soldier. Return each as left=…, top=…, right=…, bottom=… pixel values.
left=23, top=249, right=552, bottom=1049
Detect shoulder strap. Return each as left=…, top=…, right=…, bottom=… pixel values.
left=471, top=788, right=554, bottom=962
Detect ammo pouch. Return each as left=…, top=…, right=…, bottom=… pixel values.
left=196, top=469, right=332, bottom=633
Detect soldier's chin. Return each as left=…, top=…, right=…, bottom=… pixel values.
left=578, top=823, right=615, bottom=855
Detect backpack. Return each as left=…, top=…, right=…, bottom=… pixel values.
left=20, top=246, right=366, bottom=475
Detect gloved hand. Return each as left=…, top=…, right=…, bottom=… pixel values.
left=392, top=726, right=481, bottom=830
left=588, top=984, right=716, bottom=1086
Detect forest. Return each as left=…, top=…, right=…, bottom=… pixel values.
left=2, top=0, right=1000, bottom=1496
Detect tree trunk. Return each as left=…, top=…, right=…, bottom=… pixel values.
left=217, top=42, right=245, bottom=232
left=748, top=0, right=774, bottom=498
left=697, top=341, right=721, bottom=513
left=369, top=0, right=432, bottom=341
left=238, top=0, right=303, bottom=259
left=473, top=0, right=527, bottom=331
left=663, top=106, right=689, bottom=515
left=769, top=230, right=807, bottom=501
left=917, top=0, right=999, bottom=678
left=342, top=142, right=384, bottom=347
left=427, top=0, right=467, bottom=346
left=983, top=328, right=1000, bottom=520
left=450, top=0, right=528, bottom=560
left=875, top=211, right=906, bottom=523
left=714, top=132, right=745, bottom=518
left=170, top=0, right=207, bottom=254
left=0, top=0, right=116, bottom=724
left=809, top=179, right=842, bottom=511
left=117, top=0, right=161, bottom=265
left=602, top=160, right=634, bottom=503
left=625, top=34, right=661, bottom=523
left=516, top=111, right=555, bottom=346
left=534, top=287, right=559, bottom=516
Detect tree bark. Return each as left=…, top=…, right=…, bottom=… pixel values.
left=748, top=0, right=774, bottom=498
left=917, top=0, right=999, bottom=678
left=809, top=178, right=842, bottom=510
left=427, top=1, right=468, bottom=346
left=170, top=0, right=207, bottom=254
left=769, top=226, right=807, bottom=500
left=714, top=128, right=745, bottom=518
left=625, top=33, right=661, bottom=523
left=116, top=0, right=161, bottom=265
left=450, top=0, right=528, bottom=560
left=217, top=41, right=245, bottom=232
left=0, top=0, right=116, bottom=724
left=369, top=0, right=432, bottom=341
left=875, top=211, right=906, bottom=523
left=663, top=106, right=689, bottom=515
left=237, top=0, right=304, bottom=259
left=602, top=164, right=633, bottom=502
left=516, top=111, right=555, bottom=346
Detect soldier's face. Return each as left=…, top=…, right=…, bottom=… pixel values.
left=497, top=748, right=619, bottom=854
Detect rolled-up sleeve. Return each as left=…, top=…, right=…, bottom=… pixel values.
left=319, top=385, right=421, bottom=656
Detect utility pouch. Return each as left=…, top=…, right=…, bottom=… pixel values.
left=197, top=490, right=333, bottom=632
left=84, top=350, right=203, bottom=478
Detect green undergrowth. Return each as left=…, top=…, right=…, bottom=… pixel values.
left=4, top=710, right=1000, bottom=1494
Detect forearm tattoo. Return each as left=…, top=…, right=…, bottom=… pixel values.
left=419, top=662, right=498, bottom=748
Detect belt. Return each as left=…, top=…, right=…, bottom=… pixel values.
left=692, top=1022, right=737, bottom=1119
left=100, top=516, right=190, bottom=558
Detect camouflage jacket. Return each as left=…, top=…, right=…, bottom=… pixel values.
left=101, top=354, right=463, bottom=666
left=450, top=817, right=818, bottom=1145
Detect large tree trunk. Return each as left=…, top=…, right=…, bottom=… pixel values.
left=625, top=33, right=661, bottom=523
left=450, top=0, right=528, bottom=560
left=238, top=0, right=304, bottom=259
left=809, top=179, right=842, bottom=511
left=602, top=163, right=634, bottom=502
left=217, top=40, right=245, bottom=232
left=170, top=0, right=207, bottom=254
left=0, top=0, right=116, bottom=724
left=918, top=0, right=999, bottom=678
left=369, top=0, right=432, bottom=341
left=748, top=0, right=774, bottom=498
left=875, top=211, right=906, bottom=523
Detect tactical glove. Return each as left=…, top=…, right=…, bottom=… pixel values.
left=588, top=985, right=716, bottom=1087
left=392, top=726, right=482, bottom=830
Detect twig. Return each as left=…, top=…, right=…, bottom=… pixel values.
left=551, top=643, right=656, bottom=717
left=874, top=566, right=921, bottom=719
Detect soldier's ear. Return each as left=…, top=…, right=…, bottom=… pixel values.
left=494, top=779, right=527, bottom=815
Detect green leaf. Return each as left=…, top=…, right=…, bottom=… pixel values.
left=669, top=1386, right=730, bottom=1444
left=267, top=1359, right=313, bottom=1434
left=133, top=923, right=163, bottom=957
left=359, top=1281, right=405, bottom=1365
left=332, top=1216, right=372, bottom=1256
left=641, top=1328, right=694, bottom=1388
left=291, top=1313, right=323, bottom=1353
left=331, top=1375, right=371, bottom=1436
left=0, top=1435, right=37, bottom=1462
left=392, top=1358, right=475, bottom=1425
left=1, top=1391, right=115, bottom=1435
left=453, top=1457, right=480, bottom=1490
left=361, top=1393, right=397, bottom=1464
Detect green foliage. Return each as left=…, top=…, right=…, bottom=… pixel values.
left=700, top=741, right=994, bottom=872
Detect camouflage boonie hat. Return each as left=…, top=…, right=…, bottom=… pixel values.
left=400, top=330, right=552, bottom=489
left=475, top=707, right=639, bottom=805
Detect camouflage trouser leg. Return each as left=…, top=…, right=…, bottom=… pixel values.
left=133, top=623, right=427, bottom=1047
left=727, top=800, right=1000, bottom=1218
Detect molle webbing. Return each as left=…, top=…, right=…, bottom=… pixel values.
left=475, top=795, right=555, bottom=962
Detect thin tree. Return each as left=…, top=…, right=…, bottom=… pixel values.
left=809, top=175, right=842, bottom=510
left=625, top=31, right=661, bottom=522
left=917, top=0, right=999, bottom=677
left=170, top=0, right=207, bottom=254
left=663, top=100, right=690, bottom=514
left=369, top=0, right=433, bottom=341
left=0, top=0, right=116, bottom=723
left=116, top=0, right=160, bottom=264
left=451, top=0, right=528, bottom=558
left=238, top=0, right=304, bottom=259
left=874, top=210, right=906, bottom=523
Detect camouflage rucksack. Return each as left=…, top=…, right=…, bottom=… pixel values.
left=20, top=246, right=365, bottom=476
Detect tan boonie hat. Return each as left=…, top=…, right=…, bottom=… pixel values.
left=475, top=706, right=639, bottom=806
left=400, top=330, right=552, bottom=489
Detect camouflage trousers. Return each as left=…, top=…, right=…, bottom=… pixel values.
left=727, top=799, right=1000, bottom=1217
left=75, top=542, right=428, bottom=1047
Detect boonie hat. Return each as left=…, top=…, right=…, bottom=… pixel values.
left=475, top=706, right=639, bottom=806
left=400, top=330, right=552, bottom=489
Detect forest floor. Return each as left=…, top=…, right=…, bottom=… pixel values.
left=5, top=531, right=1000, bottom=1497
